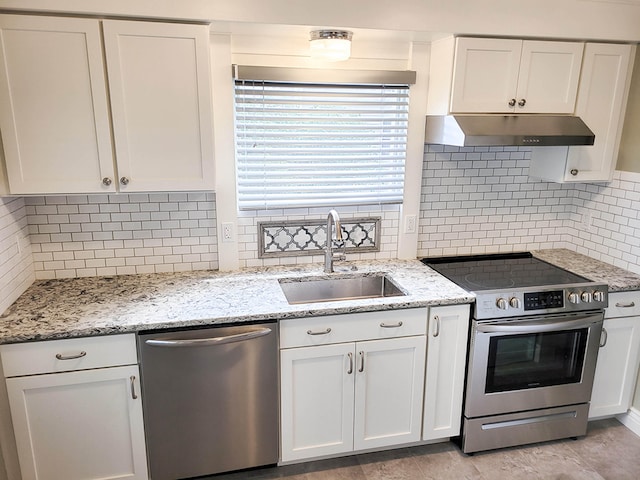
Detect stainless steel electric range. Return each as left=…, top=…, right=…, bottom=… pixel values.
left=422, top=252, right=608, bottom=454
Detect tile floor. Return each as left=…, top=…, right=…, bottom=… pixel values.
left=210, top=418, right=640, bottom=480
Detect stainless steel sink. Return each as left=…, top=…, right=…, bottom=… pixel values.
left=278, top=273, right=406, bottom=305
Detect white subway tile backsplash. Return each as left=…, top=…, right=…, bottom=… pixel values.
left=25, top=192, right=218, bottom=279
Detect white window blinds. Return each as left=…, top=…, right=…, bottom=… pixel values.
left=234, top=81, right=410, bottom=210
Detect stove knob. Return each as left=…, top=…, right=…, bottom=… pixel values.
left=496, top=298, right=508, bottom=310
left=581, top=292, right=593, bottom=303
left=509, top=297, right=521, bottom=309
left=568, top=292, right=580, bottom=304
left=593, top=291, right=605, bottom=303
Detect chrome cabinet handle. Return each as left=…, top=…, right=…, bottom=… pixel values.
left=55, top=351, right=86, bottom=360
left=518, top=98, right=526, bottom=107
left=508, top=98, right=516, bottom=107
left=102, top=177, right=112, bottom=186
left=130, top=375, right=138, bottom=399
left=120, top=177, right=130, bottom=186
left=306, top=328, right=332, bottom=336
left=432, top=315, right=441, bottom=337
left=145, top=327, right=271, bottom=347
left=615, top=301, right=636, bottom=308
left=600, top=327, right=608, bottom=348
left=347, top=352, right=353, bottom=375
left=358, top=351, right=365, bottom=373
left=570, top=169, right=579, bottom=176
left=380, top=321, right=403, bottom=328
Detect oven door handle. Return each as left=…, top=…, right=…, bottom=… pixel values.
left=477, top=315, right=602, bottom=334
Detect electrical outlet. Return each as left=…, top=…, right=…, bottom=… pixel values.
left=221, top=222, right=234, bottom=242
left=404, top=214, right=417, bottom=234
left=582, top=210, right=594, bottom=233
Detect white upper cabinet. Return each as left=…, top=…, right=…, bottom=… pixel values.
left=0, top=15, right=115, bottom=194
left=428, top=37, right=584, bottom=114
left=0, top=15, right=214, bottom=194
left=102, top=20, right=214, bottom=192
left=529, top=43, right=635, bottom=183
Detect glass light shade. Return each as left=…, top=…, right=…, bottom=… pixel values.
left=309, top=30, right=352, bottom=61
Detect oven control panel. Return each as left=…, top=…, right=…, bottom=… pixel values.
left=474, top=285, right=609, bottom=319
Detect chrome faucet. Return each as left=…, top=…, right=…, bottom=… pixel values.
left=324, top=209, right=345, bottom=273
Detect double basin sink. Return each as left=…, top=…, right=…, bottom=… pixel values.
left=278, top=273, right=406, bottom=305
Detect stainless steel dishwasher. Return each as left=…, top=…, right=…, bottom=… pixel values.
left=137, top=322, right=279, bottom=480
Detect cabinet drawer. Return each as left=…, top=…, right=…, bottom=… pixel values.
left=280, top=308, right=427, bottom=349
left=606, top=291, right=640, bottom=319
left=0, top=334, right=138, bottom=377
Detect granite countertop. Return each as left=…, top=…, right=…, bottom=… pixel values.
left=0, top=259, right=473, bottom=344
left=532, top=249, right=640, bottom=292
left=3, top=249, right=640, bottom=345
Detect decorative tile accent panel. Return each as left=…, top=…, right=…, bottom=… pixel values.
left=237, top=205, right=400, bottom=268
left=258, top=217, right=380, bottom=258
left=0, top=196, right=34, bottom=313
left=417, top=144, right=575, bottom=257
left=26, top=192, right=218, bottom=279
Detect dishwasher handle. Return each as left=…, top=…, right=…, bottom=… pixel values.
left=144, top=326, right=272, bottom=347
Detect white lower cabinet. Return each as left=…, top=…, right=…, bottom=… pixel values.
left=0, top=334, right=148, bottom=480
left=279, top=309, right=427, bottom=462
left=422, top=304, right=470, bottom=440
left=589, top=291, right=640, bottom=419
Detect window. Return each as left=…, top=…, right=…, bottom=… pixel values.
left=234, top=75, right=411, bottom=210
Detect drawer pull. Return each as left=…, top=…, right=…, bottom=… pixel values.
left=600, top=327, right=608, bottom=348
left=432, top=315, right=441, bottom=337
left=307, top=328, right=332, bottom=336
left=55, top=351, right=86, bottom=361
left=615, top=301, right=636, bottom=308
left=380, top=321, right=403, bottom=328
left=130, top=375, right=138, bottom=400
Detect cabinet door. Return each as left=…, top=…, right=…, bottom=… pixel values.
left=516, top=41, right=583, bottom=113
left=565, top=43, right=635, bottom=182
left=589, top=315, right=640, bottom=419
left=450, top=37, right=522, bottom=113
left=280, top=343, right=355, bottom=462
left=0, top=15, right=115, bottom=194
left=353, top=336, right=426, bottom=451
left=6, top=365, right=148, bottom=480
left=423, top=304, right=470, bottom=441
left=103, top=21, right=214, bottom=192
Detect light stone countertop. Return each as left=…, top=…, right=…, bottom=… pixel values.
left=0, top=259, right=473, bottom=344
left=532, top=249, right=640, bottom=292
left=3, top=249, right=640, bottom=345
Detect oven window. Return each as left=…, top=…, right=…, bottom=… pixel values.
left=485, top=329, right=588, bottom=393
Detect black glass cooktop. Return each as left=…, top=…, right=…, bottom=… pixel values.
left=422, top=252, right=589, bottom=292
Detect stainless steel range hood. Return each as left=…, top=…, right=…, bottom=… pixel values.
left=425, top=115, right=595, bottom=147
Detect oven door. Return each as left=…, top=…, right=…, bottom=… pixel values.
left=465, top=311, right=603, bottom=418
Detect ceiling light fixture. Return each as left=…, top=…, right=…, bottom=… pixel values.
left=309, top=30, right=353, bottom=61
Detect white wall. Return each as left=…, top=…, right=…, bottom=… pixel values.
left=3, top=0, right=640, bottom=42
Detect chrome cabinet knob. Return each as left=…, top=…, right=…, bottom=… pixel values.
left=102, top=177, right=112, bottom=186
left=120, top=177, right=130, bottom=186
left=518, top=98, right=526, bottom=107
left=568, top=292, right=580, bottom=304
left=508, top=98, right=516, bottom=107
left=496, top=298, right=508, bottom=310
left=570, top=169, right=579, bottom=176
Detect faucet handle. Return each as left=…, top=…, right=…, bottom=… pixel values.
left=332, top=239, right=346, bottom=260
